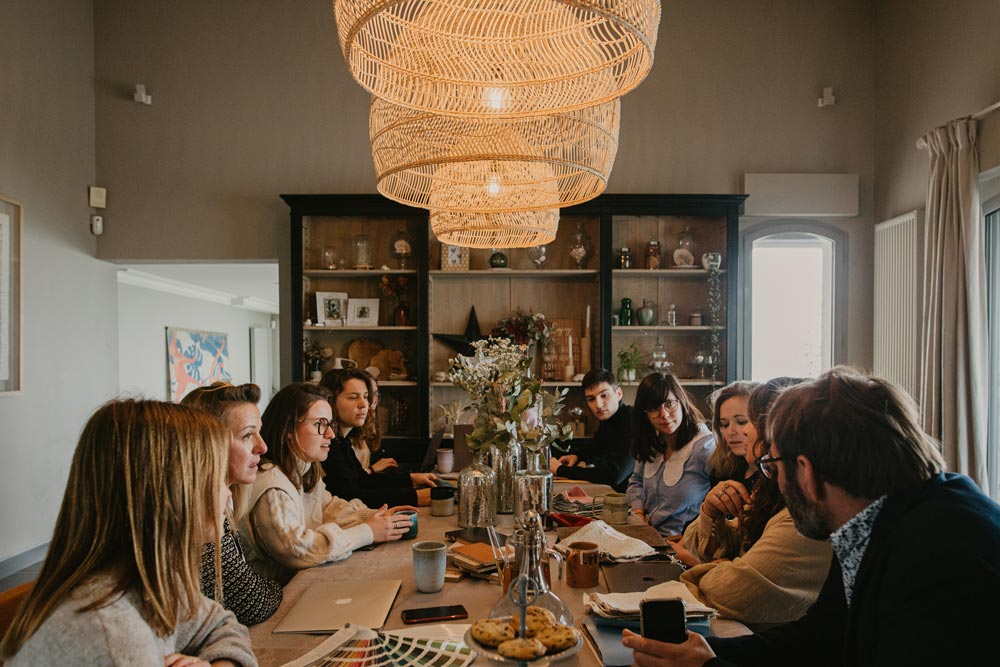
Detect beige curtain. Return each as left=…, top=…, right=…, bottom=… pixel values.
left=918, top=118, right=989, bottom=488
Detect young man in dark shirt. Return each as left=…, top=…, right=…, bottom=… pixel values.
left=549, top=368, right=635, bottom=492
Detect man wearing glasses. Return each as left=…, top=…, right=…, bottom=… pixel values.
left=624, top=367, right=1000, bottom=666
left=549, top=368, right=635, bottom=492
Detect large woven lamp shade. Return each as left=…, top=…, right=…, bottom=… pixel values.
left=334, top=0, right=660, bottom=117
left=431, top=209, right=560, bottom=248
left=370, top=97, right=620, bottom=213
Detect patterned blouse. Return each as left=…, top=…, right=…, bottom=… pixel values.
left=201, top=518, right=283, bottom=626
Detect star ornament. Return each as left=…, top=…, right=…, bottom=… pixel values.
left=432, top=307, right=483, bottom=358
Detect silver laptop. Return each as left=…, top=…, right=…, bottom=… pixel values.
left=273, top=579, right=401, bottom=634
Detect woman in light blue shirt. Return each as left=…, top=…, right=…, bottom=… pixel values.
left=627, top=372, right=715, bottom=536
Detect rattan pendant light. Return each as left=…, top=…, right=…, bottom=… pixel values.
left=334, top=0, right=660, bottom=117
left=430, top=208, right=560, bottom=248
left=370, top=97, right=620, bottom=213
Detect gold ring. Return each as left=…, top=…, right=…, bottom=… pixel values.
left=717, top=492, right=725, bottom=499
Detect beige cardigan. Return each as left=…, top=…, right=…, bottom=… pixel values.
left=681, top=507, right=832, bottom=628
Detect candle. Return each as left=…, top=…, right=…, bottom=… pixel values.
left=568, top=335, right=574, bottom=364
left=585, top=305, right=591, bottom=336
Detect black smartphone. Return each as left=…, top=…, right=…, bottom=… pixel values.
left=400, top=604, right=469, bottom=624
left=640, top=597, right=687, bottom=643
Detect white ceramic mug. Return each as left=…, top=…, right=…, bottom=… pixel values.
left=436, top=448, right=454, bottom=474
left=412, top=541, right=447, bottom=593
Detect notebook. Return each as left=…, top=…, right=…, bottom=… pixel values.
left=601, top=561, right=685, bottom=593
left=273, top=579, right=401, bottom=634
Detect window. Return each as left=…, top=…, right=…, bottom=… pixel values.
left=985, top=197, right=1000, bottom=501
left=740, top=220, right=847, bottom=381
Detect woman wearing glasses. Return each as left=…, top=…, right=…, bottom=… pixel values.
left=627, top=372, right=716, bottom=537
left=237, top=382, right=412, bottom=584
left=319, top=369, right=437, bottom=507
left=673, top=378, right=831, bottom=628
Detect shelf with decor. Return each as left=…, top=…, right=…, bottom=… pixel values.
left=284, top=195, right=745, bottom=463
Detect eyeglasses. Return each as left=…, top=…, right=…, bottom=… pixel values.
left=757, top=452, right=786, bottom=479
left=301, top=418, right=334, bottom=436
left=645, top=399, right=680, bottom=415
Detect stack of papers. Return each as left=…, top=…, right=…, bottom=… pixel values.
left=552, top=485, right=604, bottom=516
left=586, top=581, right=716, bottom=623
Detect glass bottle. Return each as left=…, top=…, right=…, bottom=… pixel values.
left=568, top=222, right=591, bottom=269
left=666, top=303, right=678, bottom=326
left=491, top=441, right=521, bottom=514
left=390, top=228, right=414, bottom=269
left=322, top=246, right=336, bottom=270
left=352, top=233, right=372, bottom=269
left=458, top=448, right=497, bottom=528
left=514, top=446, right=553, bottom=517
left=619, top=298, right=633, bottom=326
left=618, top=246, right=633, bottom=269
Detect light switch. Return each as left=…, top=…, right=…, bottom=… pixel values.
left=89, top=186, right=107, bottom=209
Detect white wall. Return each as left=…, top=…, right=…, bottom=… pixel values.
left=0, top=0, right=120, bottom=566
left=117, top=283, right=273, bottom=400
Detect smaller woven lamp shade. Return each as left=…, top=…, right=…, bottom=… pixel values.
left=335, top=0, right=660, bottom=117
left=371, top=97, right=619, bottom=213
left=431, top=209, right=560, bottom=248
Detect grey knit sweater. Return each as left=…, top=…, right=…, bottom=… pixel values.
left=7, top=576, right=257, bottom=666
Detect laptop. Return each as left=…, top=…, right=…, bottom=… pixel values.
left=419, top=429, right=446, bottom=472
left=273, top=579, right=401, bottom=634
left=601, top=561, right=685, bottom=593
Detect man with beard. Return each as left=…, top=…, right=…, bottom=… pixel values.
left=623, top=367, right=1000, bottom=667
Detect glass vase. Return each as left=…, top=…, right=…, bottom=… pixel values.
left=458, top=449, right=497, bottom=528
left=491, top=441, right=521, bottom=514
left=515, top=446, right=553, bottom=517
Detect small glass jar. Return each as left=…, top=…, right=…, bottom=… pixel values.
left=618, top=247, right=633, bottom=269
left=666, top=303, right=678, bottom=326
left=321, top=246, right=336, bottom=270
left=689, top=311, right=704, bottom=326
left=646, top=241, right=661, bottom=269
left=352, top=233, right=372, bottom=269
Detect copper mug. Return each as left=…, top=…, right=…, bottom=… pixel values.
left=565, top=541, right=600, bottom=588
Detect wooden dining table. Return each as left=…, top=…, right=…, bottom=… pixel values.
left=248, top=482, right=751, bottom=666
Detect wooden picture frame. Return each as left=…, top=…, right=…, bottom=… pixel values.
left=346, top=298, right=380, bottom=326
left=315, top=291, right=348, bottom=326
left=0, top=197, right=22, bottom=396
left=440, top=243, right=470, bottom=271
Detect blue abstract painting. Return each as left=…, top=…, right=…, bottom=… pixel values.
left=166, top=327, right=232, bottom=402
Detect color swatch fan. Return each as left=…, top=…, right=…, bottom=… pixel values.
left=278, top=624, right=476, bottom=667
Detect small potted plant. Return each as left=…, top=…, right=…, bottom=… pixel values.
left=616, top=342, right=642, bottom=384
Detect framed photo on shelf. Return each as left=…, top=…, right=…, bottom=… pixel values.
left=0, top=196, right=22, bottom=395
left=346, top=298, right=380, bottom=326
left=440, top=244, right=470, bottom=271
left=315, top=291, right=348, bottom=326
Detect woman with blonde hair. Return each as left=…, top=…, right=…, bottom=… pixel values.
left=238, top=382, right=412, bottom=584
left=0, top=399, right=256, bottom=666
left=674, top=378, right=831, bottom=629
left=182, top=382, right=282, bottom=626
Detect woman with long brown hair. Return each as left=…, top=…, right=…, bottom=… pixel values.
left=627, top=372, right=716, bottom=537
left=0, top=400, right=255, bottom=666
left=237, top=382, right=412, bottom=584
left=674, top=378, right=832, bottom=628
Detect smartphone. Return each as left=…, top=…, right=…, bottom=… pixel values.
left=400, top=604, right=469, bottom=624
left=640, top=597, right=687, bottom=643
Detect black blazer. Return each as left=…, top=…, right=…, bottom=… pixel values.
left=321, top=432, right=418, bottom=507
left=556, top=404, right=635, bottom=492
left=704, top=473, right=1000, bottom=667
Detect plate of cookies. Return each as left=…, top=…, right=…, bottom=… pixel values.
left=466, top=606, right=582, bottom=665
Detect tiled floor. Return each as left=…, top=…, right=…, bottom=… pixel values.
left=0, top=562, right=41, bottom=593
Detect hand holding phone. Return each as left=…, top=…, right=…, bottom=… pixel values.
left=640, top=597, right=687, bottom=644
left=400, top=604, right=469, bottom=624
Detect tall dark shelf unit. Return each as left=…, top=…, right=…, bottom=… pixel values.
left=283, top=193, right=746, bottom=464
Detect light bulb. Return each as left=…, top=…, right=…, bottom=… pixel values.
left=482, top=86, right=507, bottom=111
left=485, top=174, right=502, bottom=196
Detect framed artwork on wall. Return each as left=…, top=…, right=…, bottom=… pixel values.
left=166, top=327, right=232, bottom=402
left=346, top=298, right=380, bottom=326
left=0, top=196, right=22, bottom=396
left=441, top=244, right=470, bottom=271
left=316, top=291, right=348, bottom=326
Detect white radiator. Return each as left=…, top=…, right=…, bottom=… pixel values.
left=873, top=210, right=924, bottom=397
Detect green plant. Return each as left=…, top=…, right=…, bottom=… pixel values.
left=706, top=265, right=723, bottom=382
left=616, top=342, right=642, bottom=383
